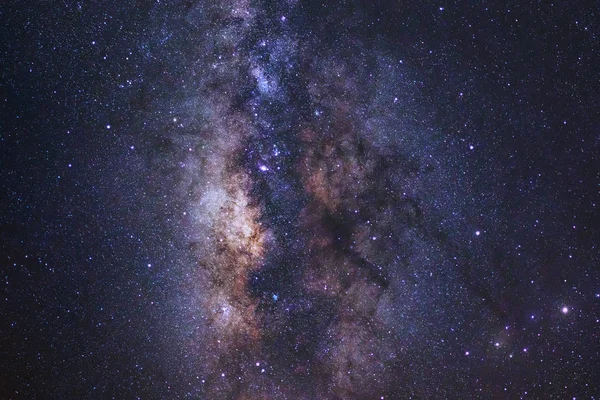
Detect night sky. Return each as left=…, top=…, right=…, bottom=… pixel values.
left=1, top=1, right=599, bottom=399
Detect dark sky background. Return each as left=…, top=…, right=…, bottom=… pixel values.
left=1, top=1, right=599, bottom=399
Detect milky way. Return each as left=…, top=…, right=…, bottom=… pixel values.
left=165, top=2, right=430, bottom=397
left=2, top=0, right=599, bottom=398
left=161, top=1, right=522, bottom=397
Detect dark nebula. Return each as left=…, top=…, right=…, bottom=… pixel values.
left=2, top=0, right=599, bottom=399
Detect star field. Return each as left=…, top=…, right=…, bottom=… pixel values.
left=1, top=1, right=599, bottom=399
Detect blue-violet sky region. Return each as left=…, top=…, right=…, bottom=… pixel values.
left=1, top=1, right=599, bottom=399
